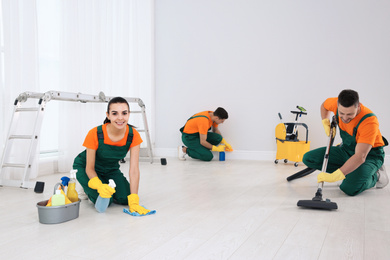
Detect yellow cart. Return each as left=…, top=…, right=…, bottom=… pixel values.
left=274, top=122, right=310, bottom=167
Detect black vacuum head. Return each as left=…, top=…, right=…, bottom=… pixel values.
left=297, top=199, right=338, bottom=210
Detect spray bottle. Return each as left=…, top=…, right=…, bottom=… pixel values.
left=60, top=176, right=70, bottom=194
left=67, top=169, right=79, bottom=203
left=95, top=179, right=116, bottom=213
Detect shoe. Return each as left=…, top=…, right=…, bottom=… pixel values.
left=77, top=189, right=88, bottom=200
left=178, top=145, right=186, bottom=161
left=376, top=165, right=388, bottom=189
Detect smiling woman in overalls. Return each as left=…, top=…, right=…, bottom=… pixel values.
left=303, top=89, right=388, bottom=196
left=73, top=97, right=150, bottom=214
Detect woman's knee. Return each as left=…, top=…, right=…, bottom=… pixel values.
left=113, top=196, right=128, bottom=205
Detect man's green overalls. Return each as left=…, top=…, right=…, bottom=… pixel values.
left=73, top=125, right=133, bottom=205
left=180, top=115, right=222, bottom=161
left=303, top=112, right=387, bottom=196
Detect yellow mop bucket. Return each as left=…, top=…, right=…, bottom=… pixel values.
left=274, top=122, right=310, bottom=167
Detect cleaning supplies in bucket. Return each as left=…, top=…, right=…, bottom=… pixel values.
left=37, top=182, right=81, bottom=224
left=46, top=184, right=72, bottom=206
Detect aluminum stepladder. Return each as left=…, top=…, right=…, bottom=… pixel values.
left=0, top=92, right=46, bottom=188
left=0, top=90, right=154, bottom=189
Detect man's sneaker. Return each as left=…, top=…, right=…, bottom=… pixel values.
left=77, top=189, right=88, bottom=200
left=376, top=165, right=389, bottom=189
left=178, top=146, right=186, bottom=161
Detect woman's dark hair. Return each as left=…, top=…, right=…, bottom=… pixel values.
left=214, top=107, right=228, bottom=119
left=338, top=89, right=359, bottom=108
left=103, top=97, right=130, bottom=124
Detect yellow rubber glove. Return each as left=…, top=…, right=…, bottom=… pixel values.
left=128, top=194, right=150, bottom=215
left=220, top=138, right=233, bottom=152
left=88, top=177, right=116, bottom=199
left=211, top=145, right=225, bottom=152
left=322, top=118, right=336, bottom=138
left=317, top=169, right=345, bottom=183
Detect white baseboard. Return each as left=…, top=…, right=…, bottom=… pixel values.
left=153, top=148, right=390, bottom=163
left=35, top=149, right=390, bottom=174
left=153, top=148, right=276, bottom=161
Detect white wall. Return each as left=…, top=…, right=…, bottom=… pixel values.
left=154, top=0, right=390, bottom=160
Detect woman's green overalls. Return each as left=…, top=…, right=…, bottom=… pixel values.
left=180, top=115, right=222, bottom=161
left=73, top=125, right=133, bottom=205
left=303, top=112, right=387, bottom=196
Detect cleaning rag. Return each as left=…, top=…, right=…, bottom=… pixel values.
left=123, top=207, right=156, bottom=217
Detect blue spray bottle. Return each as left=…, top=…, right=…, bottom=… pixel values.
left=95, top=179, right=116, bottom=213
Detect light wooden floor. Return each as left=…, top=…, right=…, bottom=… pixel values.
left=1, top=158, right=390, bottom=260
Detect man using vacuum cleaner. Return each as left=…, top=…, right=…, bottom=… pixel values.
left=302, top=89, right=388, bottom=196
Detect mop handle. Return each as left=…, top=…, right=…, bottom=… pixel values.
left=319, top=116, right=337, bottom=188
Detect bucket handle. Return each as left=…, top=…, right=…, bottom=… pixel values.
left=53, top=183, right=65, bottom=194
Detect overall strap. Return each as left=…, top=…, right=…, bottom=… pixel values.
left=180, top=115, right=211, bottom=133
left=97, top=124, right=134, bottom=144
left=187, top=115, right=209, bottom=121
left=97, top=125, right=104, bottom=140
left=383, top=136, right=389, bottom=147
left=126, top=124, right=134, bottom=144
left=353, top=113, right=375, bottom=136
left=352, top=113, right=388, bottom=148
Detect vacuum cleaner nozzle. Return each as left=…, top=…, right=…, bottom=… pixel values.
left=297, top=187, right=338, bottom=210
left=297, top=199, right=338, bottom=210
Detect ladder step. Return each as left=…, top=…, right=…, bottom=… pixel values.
left=15, top=107, right=39, bottom=112
left=2, top=163, right=27, bottom=168
left=131, top=111, right=142, bottom=114
left=9, top=135, right=35, bottom=140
